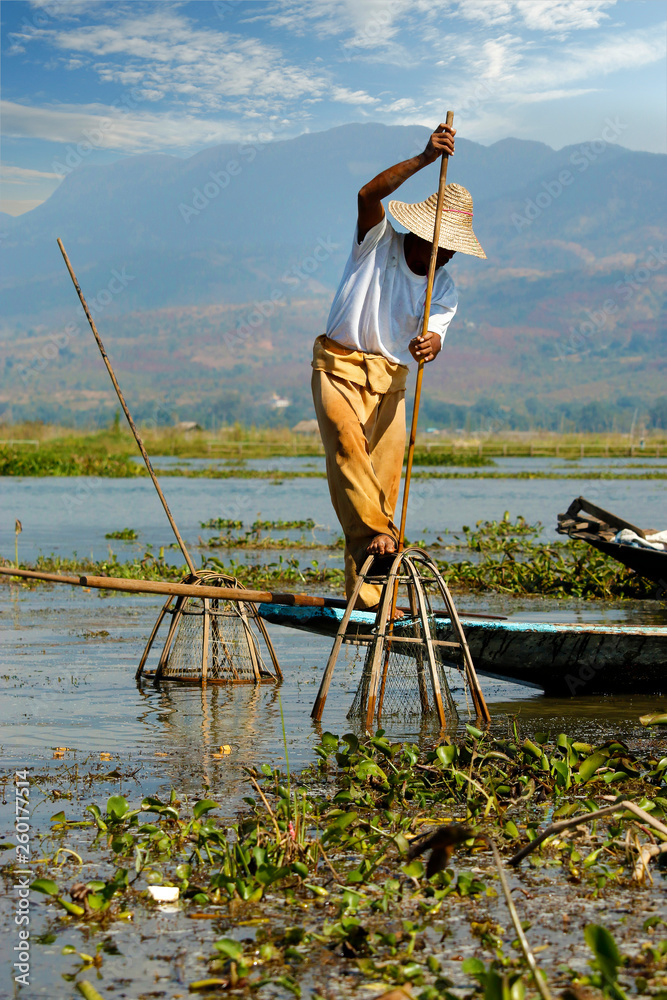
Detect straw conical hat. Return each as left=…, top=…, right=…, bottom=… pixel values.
left=388, top=183, right=486, bottom=259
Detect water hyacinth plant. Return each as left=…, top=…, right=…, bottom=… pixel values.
left=12, top=727, right=666, bottom=997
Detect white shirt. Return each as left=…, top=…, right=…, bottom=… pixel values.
left=325, top=217, right=458, bottom=366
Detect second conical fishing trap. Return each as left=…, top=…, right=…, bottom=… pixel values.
left=312, top=547, right=489, bottom=728
left=136, top=571, right=282, bottom=685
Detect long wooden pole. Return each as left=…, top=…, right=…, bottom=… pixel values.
left=377, top=112, right=456, bottom=716
left=0, top=565, right=335, bottom=606
left=56, top=238, right=197, bottom=576
left=397, top=110, right=454, bottom=551
left=0, top=565, right=504, bottom=620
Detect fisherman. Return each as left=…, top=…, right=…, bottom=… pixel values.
left=311, top=123, right=486, bottom=609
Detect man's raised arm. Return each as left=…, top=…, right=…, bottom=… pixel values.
left=356, top=123, right=456, bottom=242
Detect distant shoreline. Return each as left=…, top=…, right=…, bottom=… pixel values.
left=1, top=426, right=666, bottom=477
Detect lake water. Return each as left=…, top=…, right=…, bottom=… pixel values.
left=1, top=465, right=666, bottom=997
left=1, top=461, right=665, bottom=789
left=2, top=457, right=666, bottom=566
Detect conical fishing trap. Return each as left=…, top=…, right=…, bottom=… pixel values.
left=136, top=571, right=282, bottom=685
left=312, top=547, right=489, bottom=728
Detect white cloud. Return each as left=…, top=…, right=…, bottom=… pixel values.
left=514, top=0, right=615, bottom=33
left=456, top=0, right=616, bottom=34
left=517, top=88, right=600, bottom=103
left=262, top=0, right=617, bottom=47
left=0, top=198, right=47, bottom=216
left=385, top=98, right=418, bottom=114
left=420, top=21, right=665, bottom=115
left=331, top=86, right=379, bottom=106
left=2, top=0, right=664, bottom=161
left=370, top=19, right=664, bottom=141
left=255, top=0, right=445, bottom=58
left=455, top=1, right=513, bottom=26
left=7, top=0, right=110, bottom=52
left=251, top=0, right=411, bottom=43
left=1, top=163, right=62, bottom=183
left=27, top=9, right=329, bottom=113
left=510, top=24, right=666, bottom=92
left=27, top=0, right=103, bottom=12
left=0, top=100, right=249, bottom=153
left=477, top=34, right=523, bottom=82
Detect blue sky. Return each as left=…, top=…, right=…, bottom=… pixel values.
left=2, top=0, right=666, bottom=215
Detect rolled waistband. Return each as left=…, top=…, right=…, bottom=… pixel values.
left=311, top=335, right=408, bottom=394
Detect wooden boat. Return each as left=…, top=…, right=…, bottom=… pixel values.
left=557, top=496, right=667, bottom=589
left=257, top=603, right=667, bottom=696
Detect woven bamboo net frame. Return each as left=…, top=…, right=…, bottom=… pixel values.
left=348, top=612, right=458, bottom=721
left=313, top=547, right=485, bottom=729
left=346, top=550, right=458, bottom=724
left=136, top=571, right=281, bottom=685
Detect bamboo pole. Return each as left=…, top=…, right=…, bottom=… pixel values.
left=0, top=565, right=331, bottom=606
left=0, top=565, right=502, bottom=622
left=397, top=110, right=454, bottom=551
left=376, top=113, right=460, bottom=721
left=56, top=238, right=197, bottom=576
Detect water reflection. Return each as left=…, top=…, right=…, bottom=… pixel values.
left=0, top=586, right=663, bottom=826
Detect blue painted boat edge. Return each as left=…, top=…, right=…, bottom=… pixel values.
left=258, top=603, right=667, bottom=638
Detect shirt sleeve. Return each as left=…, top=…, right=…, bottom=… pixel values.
left=427, top=271, right=458, bottom=346
left=352, top=215, right=388, bottom=260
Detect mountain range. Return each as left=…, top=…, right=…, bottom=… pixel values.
left=1, top=123, right=665, bottom=427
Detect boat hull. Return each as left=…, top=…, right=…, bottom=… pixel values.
left=257, top=605, right=667, bottom=696
left=576, top=536, right=667, bottom=589
left=557, top=495, right=667, bottom=589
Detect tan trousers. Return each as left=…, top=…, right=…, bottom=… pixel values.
left=311, top=337, right=407, bottom=608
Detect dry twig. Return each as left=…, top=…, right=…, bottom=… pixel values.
left=487, top=838, right=553, bottom=1000
left=509, top=800, right=667, bottom=866
left=633, top=841, right=667, bottom=883
left=244, top=770, right=283, bottom=842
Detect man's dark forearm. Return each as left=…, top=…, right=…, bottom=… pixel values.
left=358, top=151, right=437, bottom=207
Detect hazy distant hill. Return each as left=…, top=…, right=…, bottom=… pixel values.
left=0, top=123, right=665, bottom=427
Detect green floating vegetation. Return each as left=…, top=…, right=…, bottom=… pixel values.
left=411, top=470, right=667, bottom=481
left=18, top=729, right=667, bottom=997
left=200, top=517, right=244, bottom=530
left=159, top=467, right=667, bottom=481
left=436, top=515, right=657, bottom=599
left=201, top=517, right=316, bottom=531
left=104, top=528, right=138, bottom=540
left=201, top=517, right=321, bottom=551
left=157, top=466, right=324, bottom=479
left=23, top=549, right=192, bottom=584
left=0, top=444, right=141, bottom=477
left=411, top=449, right=494, bottom=467
left=6, top=513, right=659, bottom=600
left=2, top=436, right=666, bottom=480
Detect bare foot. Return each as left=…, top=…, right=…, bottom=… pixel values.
left=366, top=534, right=397, bottom=556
